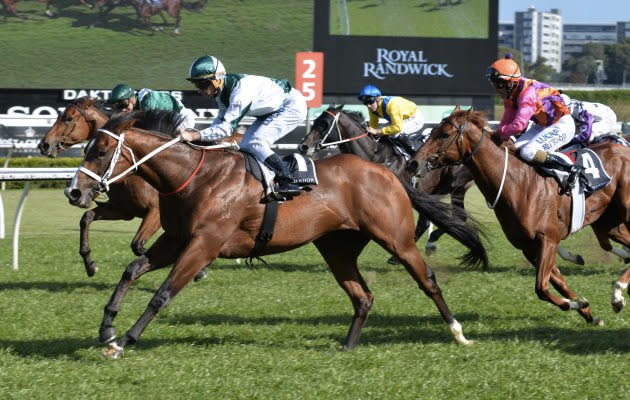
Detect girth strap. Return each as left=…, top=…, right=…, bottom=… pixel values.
left=246, top=200, right=279, bottom=265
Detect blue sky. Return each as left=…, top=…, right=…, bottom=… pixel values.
left=499, top=0, right=628, bottom=24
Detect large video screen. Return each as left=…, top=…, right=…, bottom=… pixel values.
left=315, top=0, right=497, bottom=96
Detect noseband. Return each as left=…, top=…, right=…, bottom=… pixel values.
left=426, top=117, right=486, bottom=170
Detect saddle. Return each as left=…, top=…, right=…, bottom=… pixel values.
left=383, top=134, right=425, bottom=160
left=540, top=147, right=611, bottom=194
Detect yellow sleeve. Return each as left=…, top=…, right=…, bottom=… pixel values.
left=368, top=112, right=380, bottom=129
left=381, top=99, right=404, bottom=135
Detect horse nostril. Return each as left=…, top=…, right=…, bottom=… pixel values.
left=39, top=142, right=49, bottom=152
left=298, top=144, right=309, bottom=154
left=64, top=187, right=82, bottom=202
left=406, top=160, right=419, bottom=174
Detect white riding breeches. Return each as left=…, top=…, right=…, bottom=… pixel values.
left=240, top=88, right=307, bottom=162
left=589, top=106, right=618, bottom=143
left=516, top=114, right=576, bottom=162
left=400, top=112, right=425, bottom=136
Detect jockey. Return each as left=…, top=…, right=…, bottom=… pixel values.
left=357, top=84, right=424, bottom=153
left=108, top=83, right=197, bottom=131
left=560, top=94, right=619, bottom=145
left=486, top=54, right=578, bottom=192
left=180, top=54, right=307, bottom=199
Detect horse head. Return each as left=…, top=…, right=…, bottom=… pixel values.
left=412, top=108, right=490, bottom=175
left=39, top=96, right=112, bottom=157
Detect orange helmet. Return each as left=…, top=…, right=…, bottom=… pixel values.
left=485, top=53, right=522, bottom=82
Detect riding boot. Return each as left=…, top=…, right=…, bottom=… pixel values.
left=264, top=154, right=302, bottom=198
left=541, top=152, right=581, bottom=193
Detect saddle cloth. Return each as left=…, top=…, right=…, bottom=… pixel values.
left=242, top=151, right=318, bottom=195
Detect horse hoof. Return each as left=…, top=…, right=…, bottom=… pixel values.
left=99, top=327, right=116, bottom=344
left=573, top=296, right=590, bottom=309
left=425, top=243, right=437, bottom=255
left=194, top=269, right=207, bottom=282
left=101, top=342, right=124, bottom=359
left=45, top=10, right=53, bottom=17
left=611, top=298, right=626, bottom=313
left=86, top=262, right=98, bottom=277
left=173, top=28, right=181, bottom=35
left=592, top=317, right=604, bottom=326
left=575, top=255, right=585, bottom=265
left=386, top=256, right=401, bottom=265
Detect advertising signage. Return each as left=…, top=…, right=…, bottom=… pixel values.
left=313, top=0, right=498, bottom=96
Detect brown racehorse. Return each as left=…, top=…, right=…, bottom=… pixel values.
left=39, top=97, right=239, bottom=278
left=64, top=111, right=487, bottom=358
left=414, top=107, right=630, bottom=325
left=299, top=105, right=475, bottom=264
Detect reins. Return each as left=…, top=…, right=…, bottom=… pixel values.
left=316, top=110, right=369, bottom=148
left=159, top=150, right=206, bottom=196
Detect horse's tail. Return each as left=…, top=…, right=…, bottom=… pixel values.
left=400, top=179, right=488, bottom=269
left=181, top=0, right=205, bottom=10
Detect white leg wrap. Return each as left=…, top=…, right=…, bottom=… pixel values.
left=612, top=281, right=628, bottom=307
left=448, top=320, right=472, bottom=345
left=563, top=298, right=581, bottom=310
left=611, top=246, right=630, bottom=260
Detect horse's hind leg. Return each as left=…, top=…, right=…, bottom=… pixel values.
left=99, top=232, right=181, bottom=350
left=386, top=213, right=429, bottom=265
left=313, top=231, right=372, bottom=349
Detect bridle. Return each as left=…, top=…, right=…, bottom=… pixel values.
left=312, top=109, right=370, bottom=150
left=55, top=103, right=104, bottom=149
left=425, top=117, right=486, bottom=170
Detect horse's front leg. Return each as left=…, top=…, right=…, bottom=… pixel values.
left=99, top=232, right=181, bottom=347
left=529, top=237, right=590, bottom=313
left=102, top=235, right=220, bottom=358
left=79, top=204, right=134, bottom=277
left=130, top=207, right=161, bottom=256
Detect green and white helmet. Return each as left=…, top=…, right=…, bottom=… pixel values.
left=187, top=55, right=226, bottom=81
left=110, top=84, right=135, bottom=102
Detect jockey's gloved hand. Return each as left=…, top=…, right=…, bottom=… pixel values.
left=179, top=128, right=201, bottom=142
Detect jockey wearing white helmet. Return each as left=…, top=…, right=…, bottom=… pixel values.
left=181, top=55, right=307, bottom=199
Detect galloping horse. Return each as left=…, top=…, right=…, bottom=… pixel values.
left=415, top=107, right=630, bottom=325
left=65, top=111, right=487, bottom=358
left=299, top=105, right=474, bottom=263
left=39, top=97, right=236, bottom=278
left=95, top=0, right=204, bottom=34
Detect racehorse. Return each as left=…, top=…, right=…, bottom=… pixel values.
left=64, top=111, right=488, bottom=358
left=1, top=0, right=23, bottom=18
left=414, top=107, right=630, bottom=325
left=299, top=105, right=474, bottom=264
left=39, top=97, right=240, bottom=278
left=94, top=0, right=204, bottom=35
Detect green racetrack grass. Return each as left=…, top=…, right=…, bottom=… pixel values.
left=1, top=187, right=630, bottom=399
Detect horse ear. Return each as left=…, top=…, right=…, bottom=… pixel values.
left=338, top=104, right=345, bottom=111
left=85, top=97, right=97, bottom=107
left=453, top=105, right=461, bottom=111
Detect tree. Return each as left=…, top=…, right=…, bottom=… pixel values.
left=605, top=39, right=630, bottom=85
left=527, top=57, right=554, bottom=82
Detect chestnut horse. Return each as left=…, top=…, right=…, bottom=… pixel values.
left=64, top=111, right=487, bottom=358
left=415, top=108, right=630, bottom=325
left=299, top=105, right=475, bottom=264
left=39, top=97, right=239, bottom=278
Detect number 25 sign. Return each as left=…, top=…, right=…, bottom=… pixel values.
left=295, top=52, right=324, bottom=108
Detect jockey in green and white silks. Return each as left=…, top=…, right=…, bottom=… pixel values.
left=183, top=55, right=307, bottom=197
left=109, top=83, right=197, bottom=132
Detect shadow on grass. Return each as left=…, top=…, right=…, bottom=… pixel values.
left=0, top=280, right=155, bottom=293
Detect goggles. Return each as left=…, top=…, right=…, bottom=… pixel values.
left=359, top=96, right=377, bottom=105
left=114, top=99, right=131, bottom=110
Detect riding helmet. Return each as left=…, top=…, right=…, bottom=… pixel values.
left=357, top=84, right=381, bottom=101
left=110, top=84, right=135, bottom=103
left=485, top=53, right=522, bottom=82
left=187, top=55, right=226, bottom=81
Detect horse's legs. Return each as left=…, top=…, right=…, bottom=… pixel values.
left=313, top=232, right=372, bottom=349
left=166, top=1, right=180, bottom=34
left=524, top=238, right=593, bottom=319
left=102, top=235, right=218, bottom=358
left=79, top=205, right=135, bottom=277
left=386, top=213, right=430, bottom=265
left=99, top=233, right=180, bottom=345
left=548, top=266, right=599, bottom=324
left=130, top=207, right=161, bottom=256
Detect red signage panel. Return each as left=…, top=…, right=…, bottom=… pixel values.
left=295, top=52, right=324, bottom=108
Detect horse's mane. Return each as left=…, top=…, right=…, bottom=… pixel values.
left=73, top=96, right=117, bottom=118
left=102, top=110, right=183, bottom=138
left=451, top=109, right=489, bottom=131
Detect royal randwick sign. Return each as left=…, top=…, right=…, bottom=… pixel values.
left=363, top=48, right=454, bottom=80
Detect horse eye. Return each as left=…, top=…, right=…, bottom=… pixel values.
left=65, top=116, right=73, bottom=122
left=439, top=132, right=450, bottom=139
left=98, top=150, right=107, bottom=158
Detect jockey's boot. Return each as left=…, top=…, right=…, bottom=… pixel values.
left=540, top=151, right=581, bottom=193
left=264, top=154, right=302, bottom=198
